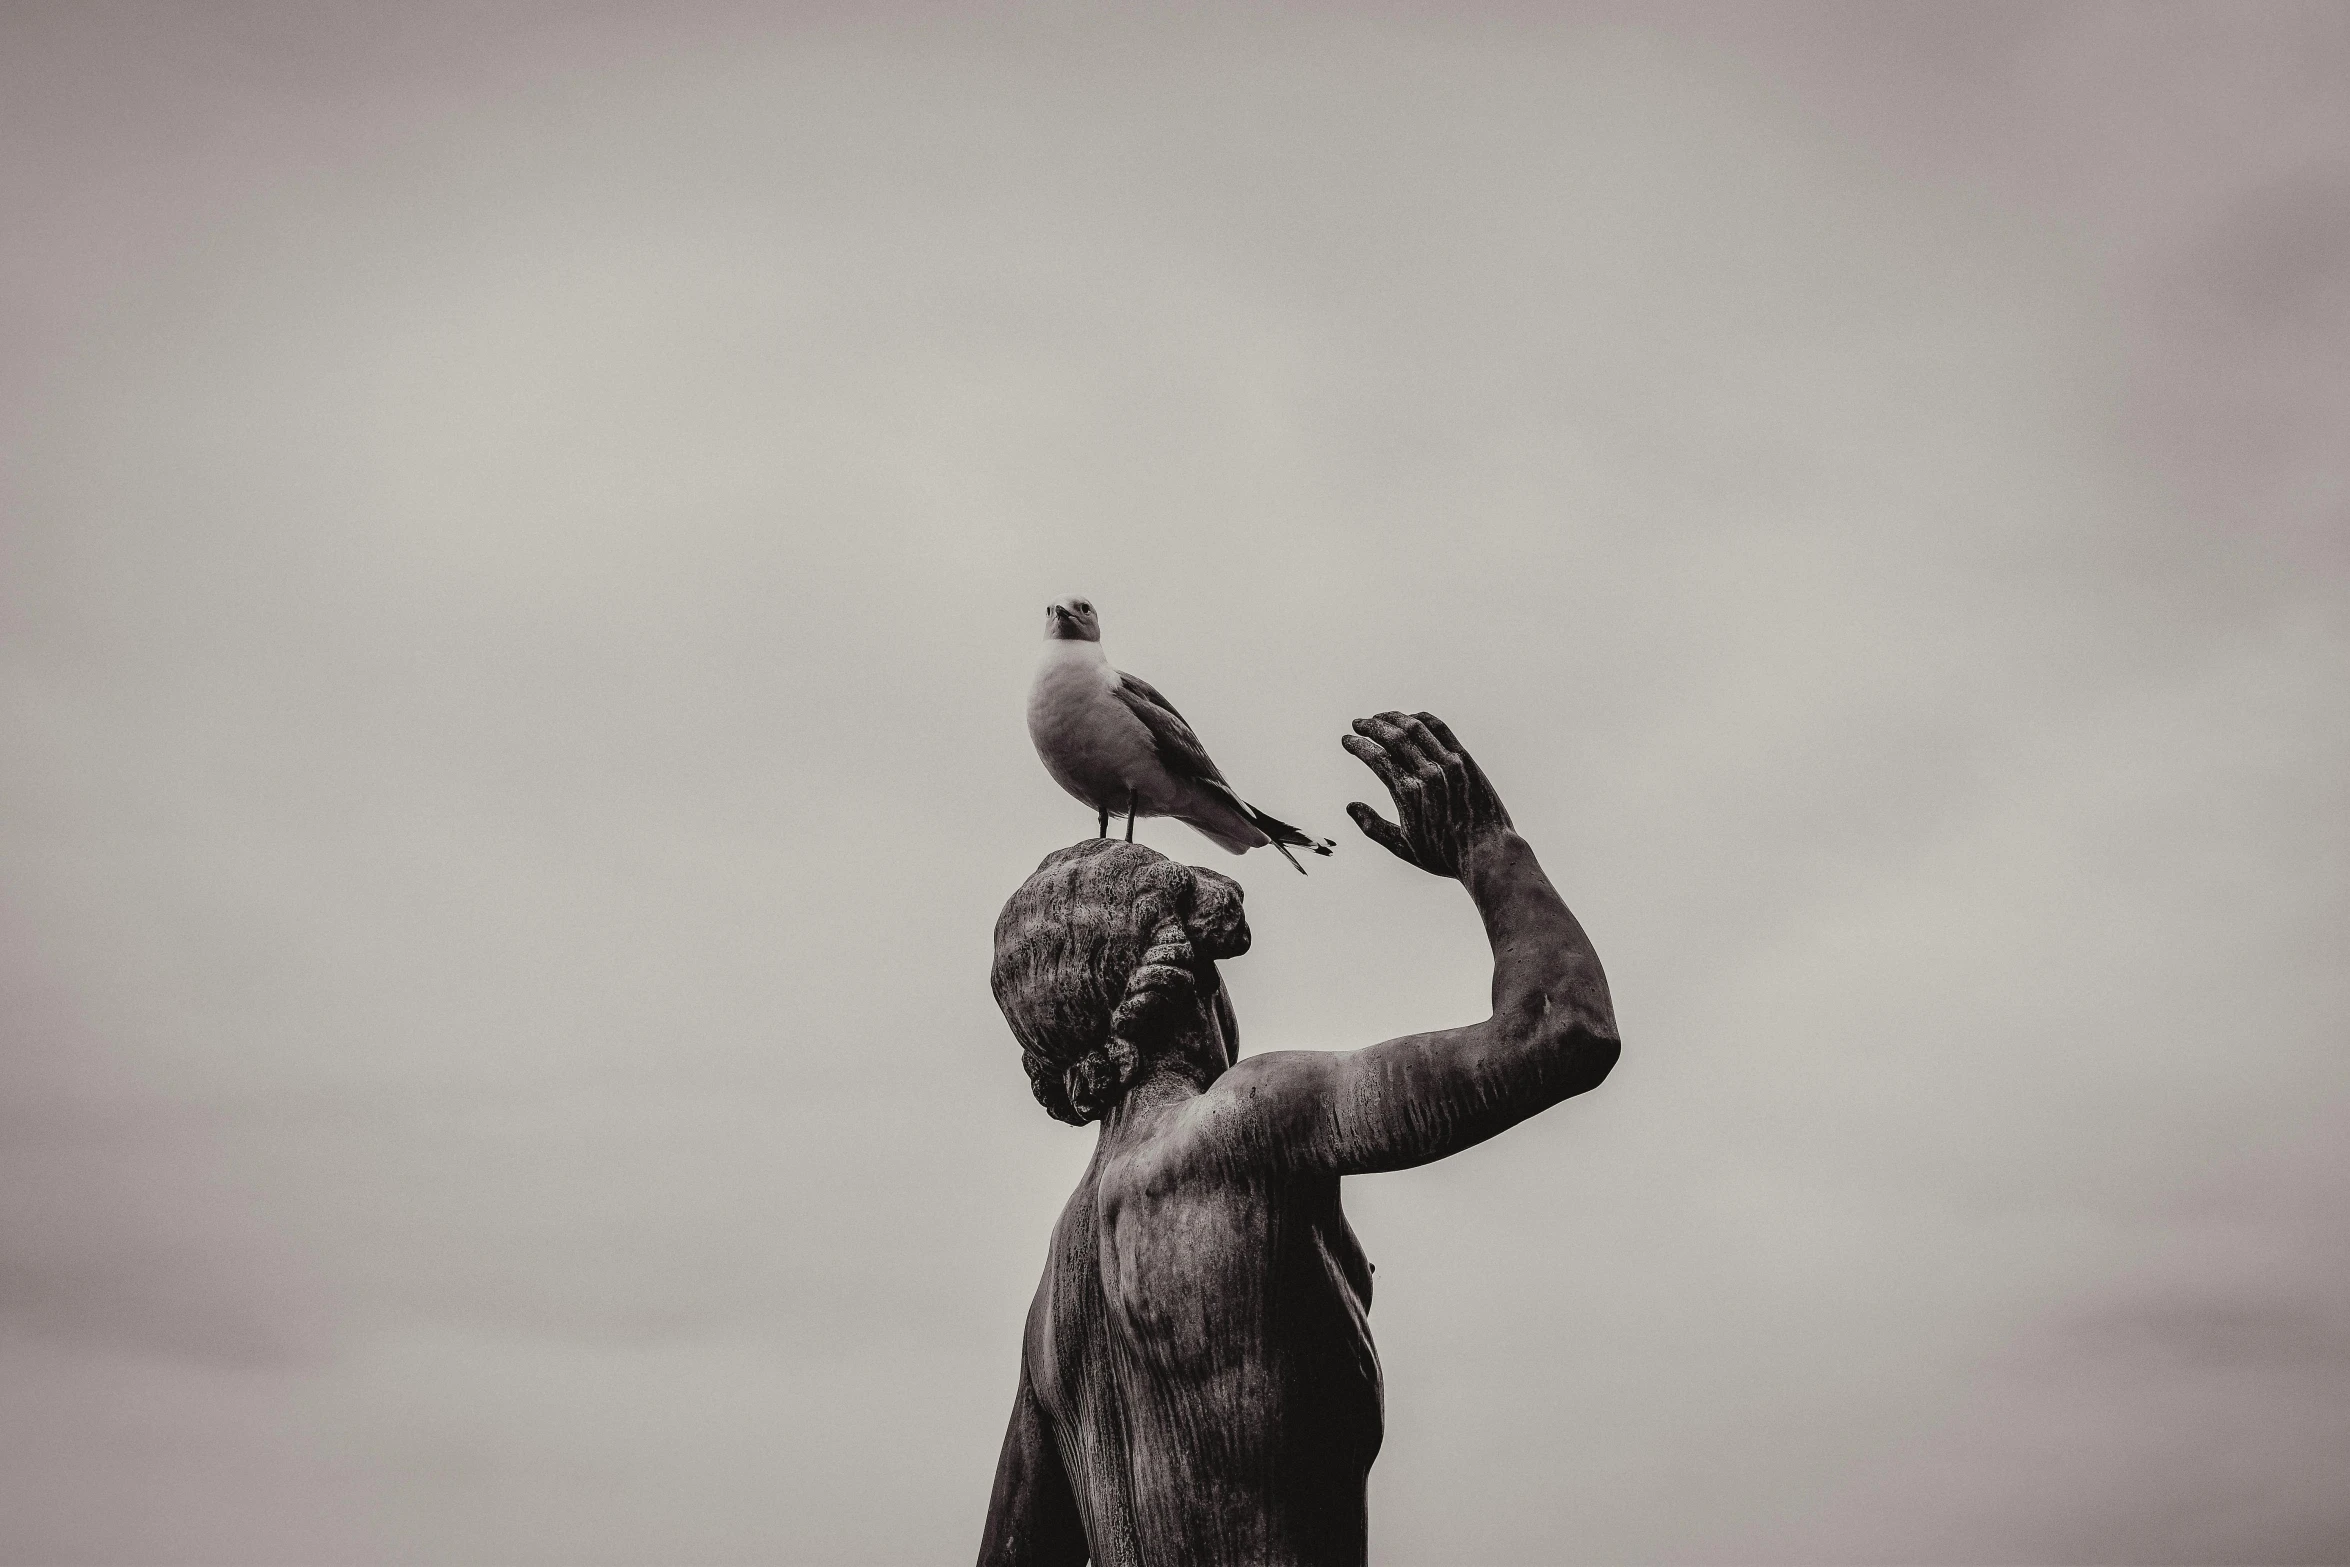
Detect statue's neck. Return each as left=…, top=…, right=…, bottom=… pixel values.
left=1100, top=1050, right=1220, bottom=1137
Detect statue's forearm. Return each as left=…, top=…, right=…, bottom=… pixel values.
left=1462, top=831, right=1617, bottom=1052
left=1267, top=830, right=1617, bottom=1175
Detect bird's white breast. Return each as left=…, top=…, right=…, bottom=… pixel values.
left=1027, top=641, right=1155, bottom=810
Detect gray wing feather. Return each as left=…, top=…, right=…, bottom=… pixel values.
left=1113, top=671, right=1233, bottom=789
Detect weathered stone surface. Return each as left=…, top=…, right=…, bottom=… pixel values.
left=980, top=712, right=1620, bottom=1567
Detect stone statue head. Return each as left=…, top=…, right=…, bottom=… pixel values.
left=991, top=840, right=1252, bottom=1125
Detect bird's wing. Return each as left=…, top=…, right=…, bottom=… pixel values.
left=1113, top=670, right=1233, bottom=789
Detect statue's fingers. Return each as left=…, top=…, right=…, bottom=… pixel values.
left=1395, top=712, right=1445, bottom=752
left=1341, top=733, right=1411, bottom=798
left=1347, top=802, right=1418, bottom=865
left=1354, top=712, right=1408, bottom=749
left=1365, top=711, right=1440, bottom=774
left=1411, top=712, right=1467, bottom=763
left=1410, top=711, right=1479, bottom=810
left=1356, top=720, right=1452, bottom=827
left=1392, top=713, right=1458, bottom=815
left=1413, top=709, right=1504, bottom=816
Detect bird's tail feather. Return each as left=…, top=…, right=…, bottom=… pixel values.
left=1247, top=805, right=1336, bottom=875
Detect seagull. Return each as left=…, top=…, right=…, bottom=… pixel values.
left=1028, top=596, right=1336, bottom=873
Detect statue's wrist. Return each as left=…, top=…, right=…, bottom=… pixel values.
left=1457, top=828, right=1528, bottom=889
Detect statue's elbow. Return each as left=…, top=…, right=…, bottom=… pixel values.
left=1562, top=1026, right=1619, bottom=1097
left=1508, top=995, right=1619, bottom=1098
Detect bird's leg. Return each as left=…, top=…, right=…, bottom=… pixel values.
left=1097, top=804, right=1109, bottom=839
left=1124, top=789, right=1137, bottom=842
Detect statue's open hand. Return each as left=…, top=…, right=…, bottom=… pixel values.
left=1342, top=711, right=1515, bottom=879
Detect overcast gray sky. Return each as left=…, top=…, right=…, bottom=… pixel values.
left=3, top=3, right=2346, bottom=1562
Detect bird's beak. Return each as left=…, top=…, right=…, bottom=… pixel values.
left=1047, top=604, right=1071, bottom=624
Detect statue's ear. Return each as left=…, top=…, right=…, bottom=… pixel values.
left=1065, top=1036, right=1141, bottom=1122
left=1184, top=867, right=1251, bottom=961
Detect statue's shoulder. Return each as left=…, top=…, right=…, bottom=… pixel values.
left=1209, top=1048, right=1345, bottom=1105
left=1169, top=1050, right=1347, bottom=1172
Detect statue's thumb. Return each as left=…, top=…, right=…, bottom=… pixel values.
left=1347, top=802, right=1417, bottom=866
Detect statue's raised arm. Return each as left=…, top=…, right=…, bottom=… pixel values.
left=1223, top=711, right=1619, bottom=1174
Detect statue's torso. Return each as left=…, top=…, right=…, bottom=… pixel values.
left=1026, top=1112, right=1383, bottom=1567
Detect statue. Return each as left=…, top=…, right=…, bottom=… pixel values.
left=979, top=712, right=1621, bottom=1566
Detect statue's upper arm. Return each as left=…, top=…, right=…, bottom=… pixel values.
left=1194, top=1044, right=1448, bottom=1173
left=1206, top=1018, right=1614, bottom=1176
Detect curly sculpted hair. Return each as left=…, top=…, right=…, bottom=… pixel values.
left=990, top=840, right=1251, bottom=1124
